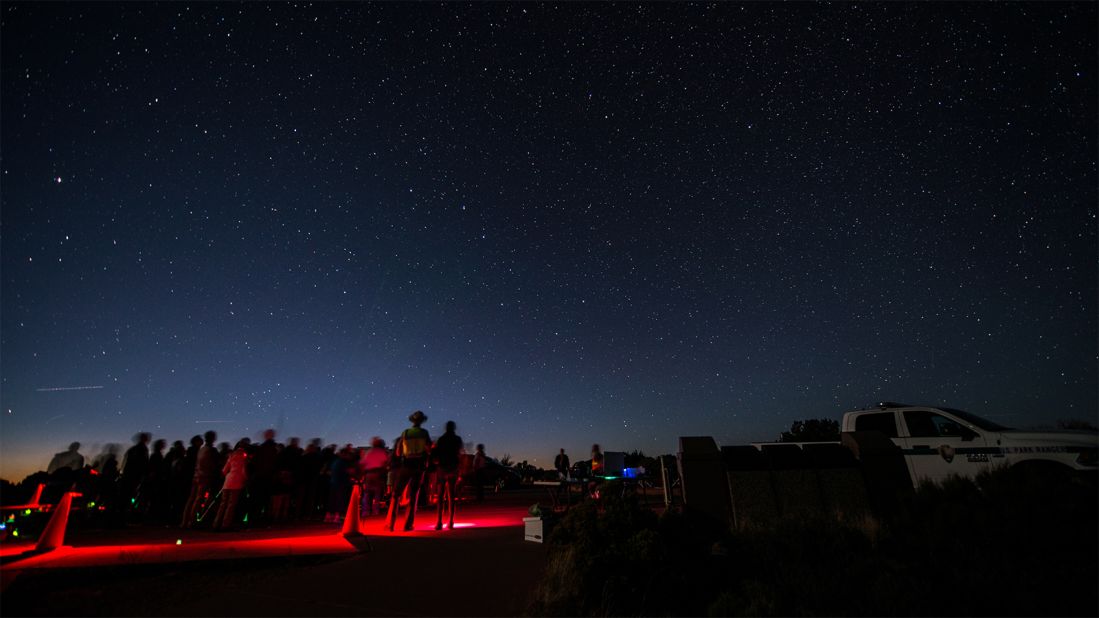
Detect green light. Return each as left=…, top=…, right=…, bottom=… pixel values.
left=23, top=509, right=32, bottom=516
left=131, top=498, right=137, bottom=504
left=243, top=513, right=249, bottom=523
left=176, top=539, right=183, bottom=545
left=12, top=529, right=19, bottom=537
left=88, top=501, right=96, bottom=507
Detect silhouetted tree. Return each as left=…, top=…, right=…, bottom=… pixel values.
left=0, top=479, right=22, bottom=505
left=779, top=418, right=840, bottom=442
left=624, top=450, right=658, bottom=473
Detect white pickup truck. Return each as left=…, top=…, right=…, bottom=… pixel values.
left=842, top=402, right=1098, bottom=486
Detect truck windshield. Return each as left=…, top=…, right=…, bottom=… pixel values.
left=940, top=407, right=1012, bottom=431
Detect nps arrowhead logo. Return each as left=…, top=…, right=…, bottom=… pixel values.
left=938, top=444, right=956, bottom=463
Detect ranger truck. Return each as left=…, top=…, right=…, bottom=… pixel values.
left=841, top=402, right=1098, bottom=486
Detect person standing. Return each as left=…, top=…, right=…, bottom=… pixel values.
left=432, top=421, right=463, bottom=530
left=146, top=439, right=169, bottom=520
left=295, top=439, right=323, bottom=520
left=248, top=429, right=279, bottom=524
left=385, top=410, right=432, bottom=531
left=473, top=444, right=487, bottom=502
left=213, top=441, right=248, bottom=530
left=46, top=442, right=85, bottom=501
left=165, top=439, right=190, bottom=522
left=272, top=437, right=301, bottom=523
left=325, top=445, right=356, bottom=524
left=554, top=448, right=571, bottom=480
left=120, top=432, right=151, bottom=519
left=360, top=437, right=389, bottom=516
left=590, top=444, right=604, bottom=477
left=96, top=446, right=122, bottom=527
left=180, top=431, right=218, bottom=529
left=48, top=442, right=85, bottom=474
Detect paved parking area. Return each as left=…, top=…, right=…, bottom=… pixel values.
left=1, top=489, right=550, bottom=616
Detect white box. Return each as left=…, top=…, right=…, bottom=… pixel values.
left=523, top=516, right=551, bottom=543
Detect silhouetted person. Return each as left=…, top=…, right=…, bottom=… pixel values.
left=182, top=435, right=202, bottom=478
left=146, top=438, right=169, bottom=520
left=432, top=421, right=463, bottom=530
left=217, top=441, right=231, bottom=463
left=73, top=464, right=97, bottom=506
left=360, top=437, right=389, bottom=516
left=387, top=436, right=401, bottom=501
left=295, top=439, right=324, bottom=520
left=120, top=432, right=152, bottom=518
left=325, top=445, right=356, bottom=523
left=473, top=444, right=487, bottom=501
left=166, top=438, right=193, bottom=520
left=555, top=448, right=571, bottom=480
left=317, top=444, right=337, bottom=519
left=590, top=444, right=604, bottom=477
left=95, top=445, right=121, bottom=526
left=48, top=442, right=85, bottom=473
left=181, top=431, right=218, bottom=528
left=149, top=438, right=167, bottom=476
left=386, top=410, right=432, bottom=531
left=272, top=437, right=301, bottom=523
left=44, top=442, right=83, bottom=505
left=588, top=443, right=605, bottom=499
left=213, top=440, right=249, bottom=530
left=248, top=429, right=279, bottom=524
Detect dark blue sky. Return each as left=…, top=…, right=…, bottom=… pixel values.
left=2, top=3, right=1095, bottom=480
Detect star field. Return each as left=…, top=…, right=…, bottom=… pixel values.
left=1, top=3, right=1095, bottom=480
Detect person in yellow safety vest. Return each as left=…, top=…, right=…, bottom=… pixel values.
left=590, top=444, right=604, bottom=477
left=385, top=410, right=433, bottom=531
left=588, top=443, right=604, bottom=500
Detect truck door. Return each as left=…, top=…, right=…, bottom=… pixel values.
left=851, top=411, right=917, bottom=482
left=899, top=410, right=991, bottom=485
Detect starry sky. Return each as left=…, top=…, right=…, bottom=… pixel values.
left=1, top=3, right=1095, bottom=481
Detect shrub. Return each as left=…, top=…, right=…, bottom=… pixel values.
left=527, top=468, right=1097, bottom=617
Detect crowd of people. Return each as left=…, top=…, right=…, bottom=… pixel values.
left=40, top=411, right=495, bottom=532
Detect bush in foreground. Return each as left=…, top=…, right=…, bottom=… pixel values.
left=528, top=470, right=1097, bottom=616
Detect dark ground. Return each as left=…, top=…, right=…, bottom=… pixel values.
left=1, top=487, right=562, bottom=617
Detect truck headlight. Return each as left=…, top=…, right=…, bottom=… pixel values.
left=1076, top=448, right=1098, bottom=467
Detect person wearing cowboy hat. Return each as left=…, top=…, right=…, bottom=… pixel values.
left=385, top=410, right=432, bottom=531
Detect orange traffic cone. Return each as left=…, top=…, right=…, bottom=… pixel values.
left=341, top=484, right=367, bottom=536
left=35, top=491, right=74, bottom=552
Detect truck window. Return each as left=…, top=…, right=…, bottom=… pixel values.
left=904, top=411, right=938, bottom=437
left=904, top=411, right=976, bottom=439
left=854, top=412, right=898, bottom=437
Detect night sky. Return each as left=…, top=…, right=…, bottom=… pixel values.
left=2, top=3, right=1095, bottom=481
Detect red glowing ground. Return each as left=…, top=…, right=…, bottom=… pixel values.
left=1, top=511, right=524, bottom=569
left=4, top=533, right=359, bottom=569
left=355, top=512, right=523, bottom=536
left=0, top=482, right=534, bottom=576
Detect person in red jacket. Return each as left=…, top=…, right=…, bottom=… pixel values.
left=213, top=440, right=249, bottom=530
left=360, top=437, right=390, bottom=516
